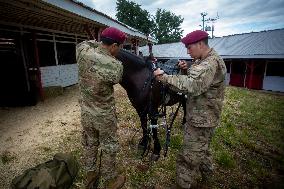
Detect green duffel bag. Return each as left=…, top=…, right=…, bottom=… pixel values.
left=11, top=153, right=79, bottom=189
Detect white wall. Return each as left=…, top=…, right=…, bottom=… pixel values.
left=59, top=64, right=78, bottom=87
left=263, top=76, right=284, bottom=92
left=40, top=66, right=60, bottom=87
left=225, top=73, right=230, bottom=85
left=40, top=64, right=78, bottom=87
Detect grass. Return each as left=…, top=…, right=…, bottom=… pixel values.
left=210, top=87, right=284, bottom=188
left=16, top=85, right=283, bottom=189
left=114, top=86, right=284, bottom=188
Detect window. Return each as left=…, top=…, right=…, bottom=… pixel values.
left=231, top=60, right=246, bottom=74
left=38, top=41, right=56, bottom=67
left=266, top=61, right=284, bottom=76
left=56, top=42, right=76, bottom=65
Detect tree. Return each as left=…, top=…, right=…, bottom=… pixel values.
left=153, top=9, right=184, bottom=44
left=116, top=0, right=184, bottom=44
left=116, top=0, right=154, bottom=35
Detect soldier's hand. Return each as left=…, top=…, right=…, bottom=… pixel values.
left=178, top=60, right=188, bottom=70
left=153, top=68, right=164, bottom=80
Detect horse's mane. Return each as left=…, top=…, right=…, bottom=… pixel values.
left=117, top=49, right=151, bottom=69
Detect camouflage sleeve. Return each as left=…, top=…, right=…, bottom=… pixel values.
left=76, top=42, right=123, bottom=84
left=89, top=53, right=123, bottom=84
left=95, top=59, right=123, bottom=84
left=160, top=61, right=218, bottom=96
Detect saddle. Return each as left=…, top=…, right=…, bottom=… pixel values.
left=156, top=59, right=180, bottom=75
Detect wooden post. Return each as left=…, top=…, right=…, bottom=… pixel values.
left=98, top=27, right=103, bottom=41
left=148, top=42, right=153, bottom=54
left=84, top=24, right=95, bottom=40
left=244, top=61, right=248, bottom=88
left=131, top=38, right=138, bottom=54
left=32, top=32, right=44, bottom=101
left=19, top=27, right=30, bottom=92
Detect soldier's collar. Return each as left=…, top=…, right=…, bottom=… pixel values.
left=98, top=44, right=113, bottom=57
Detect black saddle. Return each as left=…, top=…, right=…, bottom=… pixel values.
left=156, top=59, right=180, bottom=75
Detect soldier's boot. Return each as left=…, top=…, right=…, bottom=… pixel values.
left=200, top=162, right=213, bottom=183
left=86, top=171, right=100, bottom=189
left=106, top=175, right=126, bottom=189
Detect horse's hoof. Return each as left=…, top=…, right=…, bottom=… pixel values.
left=150, top=153, right=160, bottom=161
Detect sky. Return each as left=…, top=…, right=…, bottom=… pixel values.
left=79, top=0, right=284, bottom=37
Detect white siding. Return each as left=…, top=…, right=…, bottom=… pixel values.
left=225, top=73, right=230, bottom=85
left=59, top=64, right=78, bottom=87
left=41, top=64, right=78, bottom=87
left=263, top=76, right=284, bottom=92
left=40, top=66, right=60, bottom=87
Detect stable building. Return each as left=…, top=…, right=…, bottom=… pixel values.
left=140, top=29, right=284, bottom=92
left=0, top=0, right=156, bottom=106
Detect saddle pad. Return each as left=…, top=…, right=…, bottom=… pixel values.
left=156, top=59, right=180, bottom=75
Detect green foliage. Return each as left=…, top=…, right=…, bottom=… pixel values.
left=153, top=8, right=184, bottom=44
left=215, top=149, right=236, bottom=168
left=169, top=134, right=183, bottom=150
left=116, top=0, right=154, bottom=35
left=116, top=0, right=184, bottom=44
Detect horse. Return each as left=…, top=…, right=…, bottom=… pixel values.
left=116, top=49, right=186, bottom=160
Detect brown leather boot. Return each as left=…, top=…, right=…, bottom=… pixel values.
left=86, top=171, right=100, bottom=189
left=106, top=175, right=126, bottom=189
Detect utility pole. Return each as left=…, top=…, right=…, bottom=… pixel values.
left=200, top=12, right=219, bottom=38
left=200, top=12, right=207, bottom=31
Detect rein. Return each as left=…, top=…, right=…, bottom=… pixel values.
left=141, top=62, right=183, bottom=158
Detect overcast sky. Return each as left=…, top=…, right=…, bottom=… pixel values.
left=80, top=0, right=284, bottom=37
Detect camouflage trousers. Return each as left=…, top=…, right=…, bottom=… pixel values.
left=81, top=110, right=119, bottom=183
left=176, top=124, right=215, bottom=188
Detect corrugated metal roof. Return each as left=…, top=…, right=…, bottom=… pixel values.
left=140, top=29, right=284, bottom=59
left=43, top=0, right=157, bottom=42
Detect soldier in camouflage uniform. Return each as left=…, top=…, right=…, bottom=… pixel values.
left=154, top=30, right=227, bottom=188
left=76, top=27, right=127, bottom=189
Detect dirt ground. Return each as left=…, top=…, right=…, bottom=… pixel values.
left=0, top=84, right=142, bottom=189
left=0, top=85, right=82, bottom=188
left=1, top=85, right=284, bottom=188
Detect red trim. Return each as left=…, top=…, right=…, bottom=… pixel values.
left=245, top=61, right=264, bottom=90
left=229, top=73, right=244, bottom=87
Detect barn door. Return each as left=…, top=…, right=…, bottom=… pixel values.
left=245, top=61, right=265, bottom=90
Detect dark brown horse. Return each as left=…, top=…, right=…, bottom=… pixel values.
left=116, top=49, right=186, bottom=160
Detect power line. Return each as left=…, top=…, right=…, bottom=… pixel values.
left=200, top=12, right=219, bottom=38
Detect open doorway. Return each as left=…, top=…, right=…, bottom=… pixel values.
left=0, top=32, right=33, bottom=106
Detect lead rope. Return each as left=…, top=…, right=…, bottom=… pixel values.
left=164, top=101, right=182, bottom=157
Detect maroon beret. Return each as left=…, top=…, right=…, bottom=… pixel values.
left=181, top=30, right=209, bottom=47
left=101, top=27, right=127, bottom=44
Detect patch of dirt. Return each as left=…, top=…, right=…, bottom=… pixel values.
left=0, top=85, right=81, bottom=188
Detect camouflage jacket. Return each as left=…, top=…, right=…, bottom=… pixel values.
left=160, top=48, right=227, bottom=127
left=76, top=40, right=123, bottom=117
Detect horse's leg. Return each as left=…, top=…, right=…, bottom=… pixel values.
left=149, top=105, right=161, bottom=161
left=138, top=113, right=148, bottom=156
left=150, top=117, right=161, bottom=161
